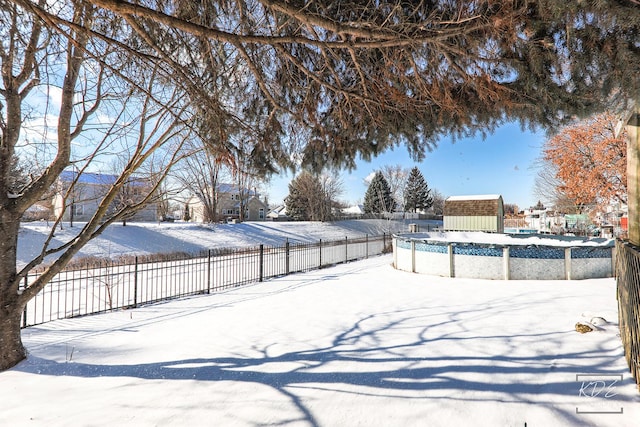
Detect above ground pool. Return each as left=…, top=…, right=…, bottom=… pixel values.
left=393, top=231, right=615, bottom=280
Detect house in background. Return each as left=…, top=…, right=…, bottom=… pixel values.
left=522, top=206, right=564, bottom=234
left=218, top=184, right=267, bottom=222
left=597, top=200, right=628, bottom=237
left=22, top=202, right=52, bottom=222
left=267, top=205, right=289, bottom=221
left=53, top=170, right=157, bottom=223
left=443, top=194, right=504, bottom=233
left=189, top=183, right=268, bottom=223
left=341, top=204, right=365, bottom=218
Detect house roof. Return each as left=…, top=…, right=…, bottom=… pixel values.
left=342, top=205, right=364, bottom=215
left=59, top=170, right=146, bottom=186
left=267, top=205, right=288, bottom=218
left=444, top=194, right=503, bottom=216
left=217, top=183, right=258, bottom=196
left=60, top=170, right=117, bottom=185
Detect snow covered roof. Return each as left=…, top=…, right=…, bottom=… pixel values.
left=267, top=205, right=288, bottom=218
left=59, top=170, right=147, bottom=187
left=342, top=205, right=364, bottom=215
left=217, top=183, right=258, bottom=196
left=60, top=170, right=117, bottom=185
left=446, top=194, right=502, bottom=201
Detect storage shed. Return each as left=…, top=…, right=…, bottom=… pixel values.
left=443, top=194, right=504, bottom=233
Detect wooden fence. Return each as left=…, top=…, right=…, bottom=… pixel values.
left=615, top=240, right=640, bottom=390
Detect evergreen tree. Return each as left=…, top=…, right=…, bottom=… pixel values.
left=403, top=167, right=433, bottom=213
left=364, top=172, right=395, bottom=214
left=183, top=202, right=191, bottom=221
left=285, top=171, right=343, bottom=221
left=285, top=172, right=319, bottom=221
left=284, top=176, right=310, bottom=221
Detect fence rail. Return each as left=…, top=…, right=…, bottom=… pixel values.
left=615, top=240, right=640, bottom=391
left=21, top=234, right=390, bottom=328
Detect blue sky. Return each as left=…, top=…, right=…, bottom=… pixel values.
left=267, top=121, right=547, bottom=210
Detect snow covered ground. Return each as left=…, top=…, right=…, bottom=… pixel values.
left=3, top=254, right=639, bottom=426
left=17, top=219, right=438, bottom=268
left=5, top=220, right=638, bottom=426
left=401, top=230, right=614, bottom=248
left=17, top=219, right=612, bottom=269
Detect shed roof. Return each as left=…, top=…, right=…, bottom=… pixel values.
left=446, top=194, right=502, bottom=202
left=444, top=194, right=503, bottom=216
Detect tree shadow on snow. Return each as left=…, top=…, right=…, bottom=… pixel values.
left=16, top=298, right=637, bottom=427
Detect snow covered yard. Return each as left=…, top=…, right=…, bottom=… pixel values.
left=17, top=219, right=430, bottom=267
left=2, top=255, right=638, bottom=427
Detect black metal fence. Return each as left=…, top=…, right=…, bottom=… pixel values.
left=21, top=234, right=390, bottom=328
left=615, top=240, right=640, bottom=390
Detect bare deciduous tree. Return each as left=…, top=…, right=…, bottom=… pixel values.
left=3, top=0, right=640, bottom=371
left=428, top=190, right=445, bottom=216
left=0, top=3, right=194, bottom=370
left=534, top=159, right=583, bottom=214
left=380, top=164, right=409, bottom=212
left=174, top=145, right=225, bottom=223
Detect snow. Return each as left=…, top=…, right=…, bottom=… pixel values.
left=18, top=220, right=611, bottom=270
left=5, top=220, right=639, bottom=426
left=17, top=219, right=433, bottom=268
left=401, top=231, right=614, bottom=248
left=446, top=194, right=502, bottom=201
left=341, top=205, right=365, bottom=215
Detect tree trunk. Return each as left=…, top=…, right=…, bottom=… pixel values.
left=0, top=300, right=27, bottom=371
left=0, top=209, right=27, bottom=371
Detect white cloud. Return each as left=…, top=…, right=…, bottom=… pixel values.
left=364, top=171, right=376, bottom=184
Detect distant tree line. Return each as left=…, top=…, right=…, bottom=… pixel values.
left=364, top=167, right=436, bottom=215
left=284, top=166, right=441, bottom=219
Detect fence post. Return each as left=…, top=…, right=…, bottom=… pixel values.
left=448, top=243, right=454, bottom=278
left=22, top=276, right=27, bottom=328
left=285, top=239, right=290, bottom=275
left=503, top=247, right=510, bottom=280
left=345, top=236, right=348, bottom=262
left=207, top=249, right=212, bottom=294
left=626, top=104, right=640, bottom=245
left=259, top=244, right=264, bottom=282
left=383, top=233, right=386, bottom=251
left=565, top=248, right=572, bottom=280
left=411, top=240, right=416, bottom=273
left=319, top=239, right=323, bottom=267
left=366, top=235, right=369, bottom=259
left=133, top=256, right=138, bottom=308
left=392, top=236, right=397, bottom=268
